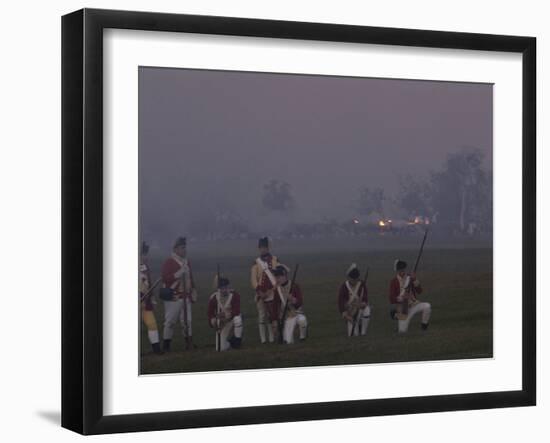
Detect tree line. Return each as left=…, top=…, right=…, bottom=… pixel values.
left=145, top=147, right=492, bottom=240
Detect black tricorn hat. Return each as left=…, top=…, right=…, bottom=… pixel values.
left=346, top=263, right=360, bottom=279
left=348, top=268, right=360, bottom=279
left=394, top=259, right=407, bottom=271
left=141, top=241, right=149, bottom=255
left=258, top=237, right=269, bottom=248
left=174, top=236, right=187, bottom=248
left=218, top=277, right=230, bottom=288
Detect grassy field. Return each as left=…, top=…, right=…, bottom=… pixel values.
left=140, top=239, right=492, bottom=374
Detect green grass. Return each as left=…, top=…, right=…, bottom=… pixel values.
left=140, top=243, right=492, bottom=374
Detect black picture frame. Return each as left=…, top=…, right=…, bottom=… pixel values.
left=61, top=8, right=536, bottom=435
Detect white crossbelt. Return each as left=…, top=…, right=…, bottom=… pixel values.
left=256, top=257, right=277, bottom=286
left=345, top=281, right=362, bottom=306
left=215, top=291, right=234, bottom=311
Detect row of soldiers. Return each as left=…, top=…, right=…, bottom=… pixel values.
left=139, top=236, right=432, bottom=355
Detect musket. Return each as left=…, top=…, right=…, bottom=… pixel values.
left=413, top=228, right=429, bottom=274
left=401, top=228, right=429, bottom=316
left=140, top=277, right=161, bottom=303
left=277, top=264, right=299, bottom=344
left=181, top=263, right=191, bottom=348
left=215, top=263, right=221, bottom=352
left=350, top=267, right=369, bottom=336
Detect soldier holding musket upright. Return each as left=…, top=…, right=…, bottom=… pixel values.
left=139, top=241, right=162, bottom=354
left=338, top=263, right=371, bottom=336
left=250, top=237, right=280, bottom=343
left=207, top=276, right=243, bottom=351
left=160, top=236, right=198, bottom=351
left=273, top=265, right=307, bottom=344
left=389, top=259, right=431, bottom=333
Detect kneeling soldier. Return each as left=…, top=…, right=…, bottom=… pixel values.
left=338, top=264, right=371, bottom=337
left=274, top=265, right=307, bottom=344
left=207, top=277, right=243, bottom=351
left=389, top=259, right=431, bottom=333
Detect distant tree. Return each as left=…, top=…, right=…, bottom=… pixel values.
left=468, top=169, right=492, bottom=232
left=396, top=175, right=431, bottom=217
left=429, top=148, right=491, bottom=232
left=262, top=179, right=295, bottom=213
left=357, top=186, right=385, bottom=217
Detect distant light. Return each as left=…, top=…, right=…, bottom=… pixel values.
left=378, top=220, right=386, bottom=227
left=353, top=218, right=360, bottom=224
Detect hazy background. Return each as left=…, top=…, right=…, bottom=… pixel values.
left=139, top=67, right=492, bottom=249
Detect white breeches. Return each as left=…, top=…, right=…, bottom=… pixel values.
left=147, top=330, right=159, bottom=345
left=163, top=298, right=192, bottom=339
left=256, top=298, right=274, bottom=343
left=347, top=305, right=371, bottom=336
left=216, top=315, right=243, bottom=351
left=397, top=302, right=431, bottom=333
left=283, top=314, right=307, bottom=344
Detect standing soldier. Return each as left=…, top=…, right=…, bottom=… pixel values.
left=160, top=236, right=198, bottom=351
left=139, top=241, right=162, bottom=354
left=250, top=237, right=280, bottom=344
left=389, top=259, right=431, bottom=333
left=338, top=264, right=371, bottom=336
left=273, top=265, right=307, bottom=344
left=207, top=276, right=243, bottom=351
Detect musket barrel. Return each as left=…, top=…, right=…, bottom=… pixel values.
left=351, top=266, right=369, bottom=335
left=140, top=277, right=161, bottom=301
left=216, top=264, right=221, bottom=351
left=413, top=229, right=429, bottom=272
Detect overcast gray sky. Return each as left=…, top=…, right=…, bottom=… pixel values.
left=139, top=67, right=492, bottom=237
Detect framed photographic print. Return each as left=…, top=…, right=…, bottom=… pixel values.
left=61, top=8, right=536, bottom=435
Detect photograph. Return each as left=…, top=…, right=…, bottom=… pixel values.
left=138, top=66, right=493, bottom=375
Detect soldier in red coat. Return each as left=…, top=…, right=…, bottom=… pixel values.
left=207, top=277, right=243, bottom=351
left=250, top=237, right=280, bottom=343
left=159, top=237, right=198, bottom=351
left=139, top=242, right=162, bottom=354
left=389, top=259, right=431, bottom=333
left=338, top=264, right=371, bottom=336
left=273, top=265, right=307, bottom=344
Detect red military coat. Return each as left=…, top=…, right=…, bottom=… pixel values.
left=274, top=282, right=303, bottom=319
left=207, top=291, right=241, bottom=326
left=338, top=281, right=368, bottom=314
left=388, top=275, right=423, bottom=304
left=161, top=254, right=195, bottom=297
left=252, top=254, right=279, bottom=293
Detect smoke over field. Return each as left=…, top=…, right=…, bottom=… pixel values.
left=139, top=67, right=492, bottom=248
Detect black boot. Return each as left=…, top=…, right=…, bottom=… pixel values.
left=163, top=339, right=171, bottom=352
left=301, top=326, right=308, bottom=341
left=152, top=342, right=164, bottom=355
left=421, top=322, right=429, bottom=331
left=229, top=336, right=242, bottom=349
